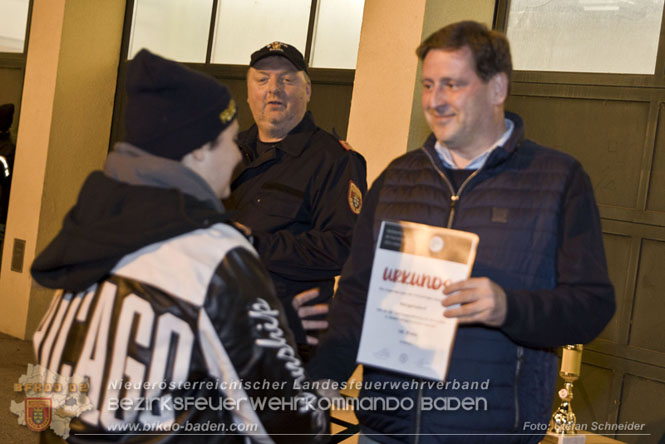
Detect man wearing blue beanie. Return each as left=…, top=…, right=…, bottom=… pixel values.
left=30, top=49, right=327, bottom=443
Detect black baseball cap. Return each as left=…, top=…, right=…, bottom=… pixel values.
left=250, top=41, right=308, bottom=74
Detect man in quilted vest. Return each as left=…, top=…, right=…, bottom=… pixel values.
left=309, top=20, right=615, bottom=444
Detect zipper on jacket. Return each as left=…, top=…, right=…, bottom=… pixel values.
left=447, top=195, right=459, bottom=227
left=446, top=171, right=481, bottom=227
left=514, top=346, right=524, bottom=430
left=416, top=148, right=484, bottom=442
left=414, top=383, right=423, bottom=444
left=421, top=148, right=481, bottom=228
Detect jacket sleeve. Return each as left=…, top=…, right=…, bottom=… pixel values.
left=252, top=151, right=367, bottom=282
left=306, top=173, right=385, bottom=383
left=501, top=163, right=616, bottom=347
left=198, top=246, right=329, bottom=443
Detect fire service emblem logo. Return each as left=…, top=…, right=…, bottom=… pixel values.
left=25, top=398, right=51, bottom=432
left=348, top=180, right=363, bottom=215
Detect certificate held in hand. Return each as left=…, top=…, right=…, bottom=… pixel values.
left=357, top=220, right=479, bottom=381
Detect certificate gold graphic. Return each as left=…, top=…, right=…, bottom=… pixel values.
left=357, top=220, right=479, bottom=380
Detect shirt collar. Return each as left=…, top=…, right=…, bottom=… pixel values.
left=240, top=112, right=316, bottom=160
left=435, top=118, right=514, bottom=170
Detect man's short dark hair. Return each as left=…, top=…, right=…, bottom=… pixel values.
left=416, top=21, right=512, bottom=84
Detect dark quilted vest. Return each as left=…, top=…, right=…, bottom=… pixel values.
left=357, top=115, right=573, bottom=443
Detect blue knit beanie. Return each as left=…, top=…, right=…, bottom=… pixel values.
left=124, top=49, right=237, bottom=160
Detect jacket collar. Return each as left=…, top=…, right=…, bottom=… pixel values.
left=105, top=142, right=224, bottom=212
left=238, top=111, right=316, bottom=159
left=422, top=111, right=525, bottom=171
left=485, top=111, right=524, bottom=168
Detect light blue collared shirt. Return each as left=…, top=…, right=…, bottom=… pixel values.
left=434, top=118, right=514, bottom=170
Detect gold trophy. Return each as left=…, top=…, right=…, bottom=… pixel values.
left=543, top=344, right=586, bottom=444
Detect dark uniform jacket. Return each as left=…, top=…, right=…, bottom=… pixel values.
left=31, top=156, right=328, bottom=443
left=308, top=112, right=615, bottom=443
left=226, top=112, right=367, bottom=344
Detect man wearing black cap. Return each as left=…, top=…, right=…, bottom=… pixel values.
left=30, top=49, right=326, bottom=443
left=225, top=42, right=367, bottom=357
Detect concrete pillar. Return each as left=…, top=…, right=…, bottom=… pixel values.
left=347, top=0, right=496, bottom=185
left=0, top=0, right=126, bottom=339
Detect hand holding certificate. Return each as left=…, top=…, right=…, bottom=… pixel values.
left=357, top=220, right=479, bottom=381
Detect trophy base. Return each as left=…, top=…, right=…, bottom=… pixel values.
left=542, top=431, right=586, bottom=444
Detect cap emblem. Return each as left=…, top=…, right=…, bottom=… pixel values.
left=266, top=41, right=287, bottom=52
left=219, top=99, right=236, bottom=124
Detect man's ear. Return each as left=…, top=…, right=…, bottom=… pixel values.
left=246, top=67, right=255, bottom=105
left=191, top=144, right=210, bottom=161
left=182, top=143, right=209, bottom=167
left=304, top=74, right=312, bottom=103
left=489, top=72, right=509, bottom=105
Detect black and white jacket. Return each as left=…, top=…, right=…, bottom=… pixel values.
left=31, top=151, right=327, bottom=444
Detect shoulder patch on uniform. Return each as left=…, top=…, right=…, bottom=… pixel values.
left=348, top=180, right=362, bottom=215
left=338, top=140, right=354, bottom=151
